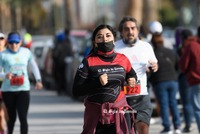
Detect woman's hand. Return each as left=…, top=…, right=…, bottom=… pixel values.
left=99, top=73, right=108, bottom=86
left=6, top=73, right=14, bottom=79
left=127, top=78, right=136, bottom=87
left=35, top=81, right=43, bottom=90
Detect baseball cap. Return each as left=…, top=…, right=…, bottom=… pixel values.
left=180, top=29, right=193, bottom=39
left=0, top=32, right=5, bottom=39
left=149, top=21, right=163, bottom=34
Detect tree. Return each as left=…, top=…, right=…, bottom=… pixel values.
left=65, top=0, right=72, bottom=29
left=0, top=0, right=46, bottom=34
left=126, top=0, right=143, bottom=24
left=158, top=0, right=178, bottom=28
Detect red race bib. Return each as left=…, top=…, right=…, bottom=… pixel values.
left=124, top=80, right=141, bottom=95
left=11, top=73, right=24, bottom=85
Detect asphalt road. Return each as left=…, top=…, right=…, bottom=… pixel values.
left=11, top=87, right=199, bottom=134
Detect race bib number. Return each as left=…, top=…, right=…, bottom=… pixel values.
left=11, top=73, right=24, bottom=85
left=124, top=80, right=141, bottom=95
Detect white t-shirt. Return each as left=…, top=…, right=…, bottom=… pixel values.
left=115, top=39, right=157, bottom=97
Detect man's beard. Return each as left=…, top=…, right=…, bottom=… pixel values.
left=123, top=38, right=137, bottom=46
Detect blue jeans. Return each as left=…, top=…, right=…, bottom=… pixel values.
left=178, top=74, right=193, bottom=127
left=153, top=80, right=181, bottom=131
left=191, top=84, right=200, bottom=132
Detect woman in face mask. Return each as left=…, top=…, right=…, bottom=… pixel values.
left=73, top=24, right=137, bottom=134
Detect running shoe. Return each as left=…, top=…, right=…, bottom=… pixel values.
left=182, top=126, right=193, bottom=133
left=160, top=130, right=173, bottom=134
left=175, top=127, right=182, bottom=134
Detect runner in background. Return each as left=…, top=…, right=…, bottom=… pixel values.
left=115, top=16, right=158, bottom=134
left=0, top=31, right=43, bottom=134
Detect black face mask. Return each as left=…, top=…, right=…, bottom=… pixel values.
left=96, top=41, right=114, bottom=52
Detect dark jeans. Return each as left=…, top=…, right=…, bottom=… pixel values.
left=191, top=84, right=200, bottom=133
left=153, top=80, right=181, bottom=131
left=178, top=74, right=193, bottom=127
left=2, top=91, right=30, bottom=134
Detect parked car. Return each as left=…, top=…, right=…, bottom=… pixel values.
left=64, top=30, right=92, bottom=100
left=40, top=30, right=91, bottom=100
left=28, top=35, right=55, bottom=88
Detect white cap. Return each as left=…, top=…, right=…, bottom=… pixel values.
left=149, top=21, right=163, bottom=34
left=0, top=32, right=5, bottom=38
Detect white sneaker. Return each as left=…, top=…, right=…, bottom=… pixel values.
left=160, top=130, right=173, bottom=134
left=150, top=118, right=155, bottom=124
left=175, top=128, right=182, bottom=134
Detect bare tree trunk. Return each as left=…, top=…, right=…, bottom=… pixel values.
left=10, top=5, right=17, bottom=31
left=65, top=0, right=72, bottom=29
left=126, top=0, right=143, bottom=25
left=0, top=2, right=12, bottom=33
left=143, top=0, right=159, bottom=34
left=16, top=7, right=22, bottom=30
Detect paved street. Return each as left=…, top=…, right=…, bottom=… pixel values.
left=12, top=87, right=199, bottom=134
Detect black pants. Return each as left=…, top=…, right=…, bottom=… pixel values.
left=2, top=91, right=30, bottom=134
left=95, top=121, right=116, bottom=134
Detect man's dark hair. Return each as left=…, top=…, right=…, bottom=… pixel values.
left=8, top=31, right=20, bottom=37
left=118, top=16, right=140, bottom=33
left=198, top=26, right=200, bottom=38
left=180, top=29, right=192, bottom=39
left=64, top=28, right=70, bottom=36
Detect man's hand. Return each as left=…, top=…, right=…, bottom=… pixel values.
left=6, top=72, right=14, bottom=79
left=127, top=78, right=136, bottom=87
left=35, top=81, right=43, bottom=90
left=99, top=73, right=108, bottom=86
left=148, top=61, right=158, bottom=72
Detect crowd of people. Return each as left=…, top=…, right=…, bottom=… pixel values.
left=0, top=15, right=199, bottom=134
left=72, top=16, right=200, bottom=134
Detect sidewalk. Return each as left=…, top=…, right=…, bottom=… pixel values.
left=150, top=117, right=199, bottom=134
left=11, top=87, right=199, bottom=134
left=13, top=87, right=84, bottom=134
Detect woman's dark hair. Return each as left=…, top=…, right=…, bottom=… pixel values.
left=8, top=31, right=20, bottom=37
left=88, top=24, right=116, bottom=54
left=118, top=16, right=140, bottom=35
left=151, top=34, right=163, bottom=47
left=198, top=26, right=200, bottom=38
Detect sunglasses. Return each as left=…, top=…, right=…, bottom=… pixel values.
left=8, top=41, right=19, bottom=45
